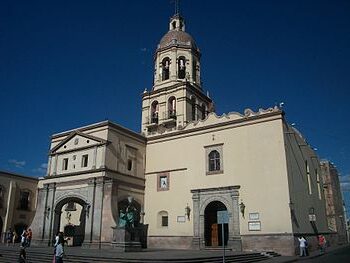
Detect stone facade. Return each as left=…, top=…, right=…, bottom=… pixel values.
left=320, top=160, right=348, bottom=244
left=0, top=171, right=38, bottom=243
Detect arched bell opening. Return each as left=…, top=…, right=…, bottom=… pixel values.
left=151, top=101, right=159, bottom=124
left=204, top=201, right=228, bottom=247
left=178, top=56, right=186, bottom=79
left=168, top=96, right=176, bottom=119
left=161, top=58, right=170, bottom=81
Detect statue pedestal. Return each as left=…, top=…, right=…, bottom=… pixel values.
left=111, top=225, right=148, bottom=252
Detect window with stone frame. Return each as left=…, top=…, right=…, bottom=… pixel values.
left=205, top=143, right=224, bottom=175
left=81, top=154, right=89, bottom=168
left=158, top=210, right=169, bottom=227
left=62, top=158, right=69, bottom=170
left=18, top=190, right=31, bottom=210
left=126, top=145, right=137, bottom=175
left=157, top=172, right=169, bottom=191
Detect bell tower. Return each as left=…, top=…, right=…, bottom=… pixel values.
left=141, top=11, right=214, bottom=136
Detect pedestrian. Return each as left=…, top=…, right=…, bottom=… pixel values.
left=318, top=235, right=326, bottom=253
left=6, top=229, right=13, bottom=246
left=26, top=229, right=32, bottom=247
left=20, top=230, right=27, bottom=247
left=304, top=237, right=309, bottom=256
left=18, top=246, right=26, bottom=263
left=298, top=236, right=307, bottom=257
left=13, top=231, right=18, bottom=245
left=55, top=234, right=65, bottom=263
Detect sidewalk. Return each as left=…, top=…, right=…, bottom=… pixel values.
left=264, top=244, right=350, bottom=263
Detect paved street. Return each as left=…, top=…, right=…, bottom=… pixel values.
left=298, top=245, right=350, bottom=262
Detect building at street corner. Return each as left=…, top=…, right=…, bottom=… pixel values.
left=27, top=11, right=341, bottom=256
left=0, top=171, right=38, bottom=243
left=320, top=160, right=348, bottom=244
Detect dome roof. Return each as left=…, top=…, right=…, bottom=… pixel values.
left=158, top=30, right=198, bottom=50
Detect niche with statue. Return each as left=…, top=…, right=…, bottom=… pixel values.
left=111, top=196, right=148, bottom=252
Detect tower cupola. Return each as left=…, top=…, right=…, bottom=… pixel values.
left=153, top=13, right=201, bottom=90
left=141, top=10, right=214, bottom=136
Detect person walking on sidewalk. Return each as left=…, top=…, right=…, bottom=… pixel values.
left=318, top=235, right=326, bottom=254
left=298, top=236, right=307, bottom=257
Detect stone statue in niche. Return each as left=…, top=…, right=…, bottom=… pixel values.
left=118, top=196, right=138, bottom=229
left=113, top=196, right=148, bottom=252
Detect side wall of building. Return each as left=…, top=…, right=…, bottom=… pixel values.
left=283, top=122, right=328, bottom=252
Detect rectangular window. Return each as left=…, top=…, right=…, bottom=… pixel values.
left=316, top=169, right=322, bottom=200
left=162, top=216, right=168, bottom=227
left=62, top=158, right=69, bottom=170
left=19, top=191, right=30, bottom=210
left=81, top=154, right=88, bottom=167
left=306, top=161, right=312, bottom=195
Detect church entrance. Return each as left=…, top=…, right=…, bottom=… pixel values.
left=53, top=197, right=87, bottom=246
left=204, top=201, right=228, bottom=247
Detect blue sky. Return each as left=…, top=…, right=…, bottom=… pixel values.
left=1, top=1, right=349, bottom=215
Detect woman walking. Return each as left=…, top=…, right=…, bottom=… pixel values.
left=55, top=234, right=65, bottom=263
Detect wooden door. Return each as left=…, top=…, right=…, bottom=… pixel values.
left=211, top=223, right=218, bottom=246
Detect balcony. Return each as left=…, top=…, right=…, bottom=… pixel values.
left=145, top=114, right=159, bottom=129
left=162, top=110, right=177, bottom=125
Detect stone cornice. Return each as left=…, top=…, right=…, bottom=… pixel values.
left=191, top=185, right=240, bottom=193
left=0, top=171, right=39, bottom=182
left=50, top=140, right=108, bottom=156
left=145, top=167, right=187, bottom=175
left=44, top=167, right=145, bottom=183
left=51, top=120, right=146, bottom=143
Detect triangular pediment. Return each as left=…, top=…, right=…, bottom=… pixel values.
left=50, top=131, right=107, bottom=154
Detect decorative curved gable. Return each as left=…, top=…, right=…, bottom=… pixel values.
left=181, top=106, right=280, bottom=131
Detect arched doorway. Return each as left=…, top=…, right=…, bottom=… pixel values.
left=204, top=201, right=228, bottom=247
left=53, top=197, right=87, bottom=246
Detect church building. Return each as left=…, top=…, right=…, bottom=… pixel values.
left=30, top=11, right=330, bottom=256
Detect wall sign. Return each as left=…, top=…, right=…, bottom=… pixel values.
left=248, top=221, right=261, bottom=231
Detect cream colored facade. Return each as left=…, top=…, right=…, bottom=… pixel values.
left=30, top=122, right=146, bottom=247
left=25, top=11, right=334, bottom=256
left=0, top=171, right=38, bottom=242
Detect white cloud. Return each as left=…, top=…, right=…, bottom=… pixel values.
left=8, top=159, right=26, bottom=168
left=32, top=163, right=48, bottom=175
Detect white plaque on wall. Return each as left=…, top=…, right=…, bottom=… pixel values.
left=248, top=221, right=261, bottom=231
left=249, top=213, right=259, bottom=220
left=177, top=216, right=186, bottom=223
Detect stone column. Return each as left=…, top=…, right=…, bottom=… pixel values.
left=92, top=146, right=98, bottom=169
left=47, top=156, right=52, bottom=176
left=3, top=181, right=16, bottom=235
left=47, top=183, right=56, bottom=246
left=52, top=155, right=58, bottom=176
left=191, top=191, right=200, bottom=249
left=229, top=190, right=242, bottom=251
left=83, top=177, right=96, bottom=247
left=100, top=146, right=106, bottom=169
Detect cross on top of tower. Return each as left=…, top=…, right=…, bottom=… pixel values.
left=173, top=0, right=181, bottom=15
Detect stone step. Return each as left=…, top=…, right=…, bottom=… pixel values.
left=0, top=245, right=279, bottom=263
